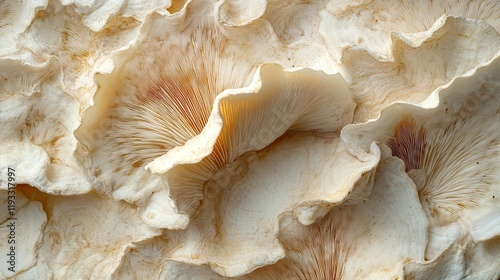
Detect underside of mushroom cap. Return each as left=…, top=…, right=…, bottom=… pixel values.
left=78, top=3, right=260, bottom=229
left=78, top=0, right=345, bottom=230
left=342, top=55, right=500, bottom=258
left=144, top=64, right=356, bottom=229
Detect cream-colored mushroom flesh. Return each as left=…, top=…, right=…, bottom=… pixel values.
left=144, top=64, right=356, bottom=228
left=78, top=0, right=341, bottom=228
left=342, top=55, right=500, bottom=258
left=159, top=131, right=378, bottom=276
left=1, top=0, right=499, bottom=278
left=158, top=147, right=427, bottom=278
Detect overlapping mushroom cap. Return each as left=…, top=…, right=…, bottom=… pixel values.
left=320, top=0, right=499, bottom=62
left=342, top=55, right=500, bottom=262
left=1, top=0, right=499, bottom=279
left=77, top=0, right=346, bottom=229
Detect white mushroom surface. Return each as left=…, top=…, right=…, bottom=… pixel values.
left=0, top=191, right=46, bottom=279
left=342, top=55, right=500, bottom=260
left=144, top=64, right=357, bottom=229
left=158, top=131, right=378, bottom=276
left=320, top=0, right=500, bottom=62
left=340, top=16, right=500, bottom=122
left=0, top=58, right=90, bottom=194
left=155, top=147, right=427, bottom=278
left=1, top=0, right=499, bottom=279
left=8, top=185, right=160, bottom=279
left=78, top=0, right=343, bottom=230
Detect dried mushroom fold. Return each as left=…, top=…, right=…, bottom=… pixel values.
left=320, top=0, right=499, bottom=62
left=0, top=0, right=48, bottom=56
left=145, top=64, right=357, bottom=229
left=160, top=147, right=427, bottom=278
left=80, top=0, right=341, bottom=230
left=336, top=16, right=500, bottom=122
left=158, top=130, right=378, bottom=277
left=0, top=58, right=91, bottom=194
left=403, top=239, right=500, bottom=280
left=0, top=191, right=46, bottom=279
left=8, top=186, right=160, bottom=279
left=342, top=55, right=500, bottom=259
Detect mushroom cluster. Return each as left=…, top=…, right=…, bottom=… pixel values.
left=0, top=0, right=499, bottom=279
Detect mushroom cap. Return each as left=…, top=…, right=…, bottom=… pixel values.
left=78, top=0, right=347, bottom=230
left=320, top=0, right=500, bottom=62
left=338, top=16, right=500, bottom=122
left=342, top=54, right=500, bottom=259
left=159, top=130, right=378, bottom=276
left=159, top=146, right=427, bottom=278
left=144, top=64, right=357, bottom=229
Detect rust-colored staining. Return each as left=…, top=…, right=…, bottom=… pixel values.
left=388, top=116, right=426, bottom=172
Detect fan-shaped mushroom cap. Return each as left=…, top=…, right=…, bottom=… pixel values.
left=78, top=0, right=344, bottom=230
left=342, top=55, right=500, bottom=259
left=144, top=64, right=357, bottom=229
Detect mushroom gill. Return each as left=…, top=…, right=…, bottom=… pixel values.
left=83, top=22, right=255, bottom=206
left=388, top=112, right=499, bottom=226
left=145, top=64, right=356, bottom=228
left=320, top=0, right=499, bottom=62
left=387, top=116, right=426, bottom=172
left=342, top=56, right=500, bottom=231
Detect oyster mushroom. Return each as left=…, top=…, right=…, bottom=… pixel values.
left=78, top=0, right=339, bottom=229
left=342, top=55, right=500, bottom=258
left=0, top=190, right=46, bottom=279
left=2, top=0, right=498, bottom=279
left=158, top=146, right=427, bottom=278
left=144, top=64, right=357, bottom=229
left=0, top=58, right=90, bottom=194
